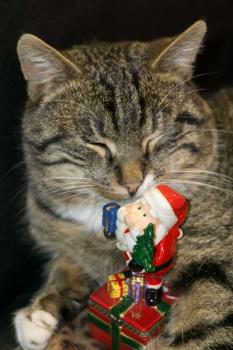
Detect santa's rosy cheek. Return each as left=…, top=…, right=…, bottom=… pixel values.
left=125, top=217, right=134, bottom=228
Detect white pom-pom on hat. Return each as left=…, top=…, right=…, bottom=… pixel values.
left=143, top=185, right=187, bottom=230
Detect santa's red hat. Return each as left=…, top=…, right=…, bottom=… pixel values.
left=142, top=185, right=188, bottom=231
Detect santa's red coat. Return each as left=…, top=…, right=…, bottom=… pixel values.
left=123, top=226, right=182, bottom=288
left=153, top=226, right=182, bottom=275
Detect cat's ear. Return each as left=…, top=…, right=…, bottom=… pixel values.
left=17, top=34, right=80, bottom=100
left=149, top=20, right=207, bottom=78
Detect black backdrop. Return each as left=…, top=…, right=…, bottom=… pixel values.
left=0, top=0, right=233, bottom=347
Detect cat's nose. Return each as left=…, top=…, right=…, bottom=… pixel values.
left=126, top=180, right=143, bottom=196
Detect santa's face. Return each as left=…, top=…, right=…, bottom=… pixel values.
left=115, top=200, right=163, bottom=252
left=124, top=202, right=160, bottom=233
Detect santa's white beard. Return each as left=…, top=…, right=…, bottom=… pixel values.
left=116, top=221, right=168, bottom=253
left=115, top=219, right=141, bottom=253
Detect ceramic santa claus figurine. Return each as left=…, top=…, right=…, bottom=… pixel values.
left=115, top=185, right=188, bottom=306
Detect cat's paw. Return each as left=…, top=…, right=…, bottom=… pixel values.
left=14, top=308, right=58, bottom=350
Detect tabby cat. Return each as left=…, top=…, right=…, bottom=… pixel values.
left=14, top=20, right=233, bottom=350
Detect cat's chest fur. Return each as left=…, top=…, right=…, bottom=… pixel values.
left=59, top=199, right=105, bottom=235
left=56, top=200, right=125, bottom=280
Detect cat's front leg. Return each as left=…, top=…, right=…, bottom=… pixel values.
left=46, top=309, right=105, bottom=350
left=43, top=281, right=232, bottom=350
left=147, top=277, right=233, bottom=350
left=14, top=258, right=91, bottom=350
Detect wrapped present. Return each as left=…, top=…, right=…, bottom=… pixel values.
left=127, top=273, right=145, bottom=303
left=88, top=282, right=177, bottom=350
left=108, top=273, right=129, bottom=299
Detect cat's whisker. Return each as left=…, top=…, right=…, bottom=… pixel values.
left=154, top=72, right=215, bottom=114
left=47, top=183, right=96, bottom=188
left=41, top=186, right=96, bottom=197
left=186, top=128, right=233, bottom=136
left=200, top=128, right=233, bottom=135
left=156, top=171, right=233, bottom=187
left=37, top=182, right=97, bottom=193
left=167, top=175, right=233, bottom=187
left=165, top=169, right=233, bottom=183
left=32, top=185, right=95, bottom=195
left=79, top=103, right=99, bottom=120
left=38, top=188, right=94, bottom=201
left=33, top=178, right=94, bottom=187
left=8, top=183, right=28, bottom=204
left=52, top=99, right=77, bottom=105
left=55, top=189, right=91, bottom=197
left=1, top=160, right=25, bottom=180
left=42, top=190, right=85, bottom=198
left=159, top=88, right=206, bottom=114
left=41, top=176, right=91, bottom=181
left=161, top=179, right=233, bottom=197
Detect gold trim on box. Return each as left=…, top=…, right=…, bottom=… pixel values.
left=89, top=311, right=109, bottom=327
left=120, top=331, right=146, bottom=348
left=89, top=311, right=145, bottom=348
left=89, top=300, right=164, bottom=338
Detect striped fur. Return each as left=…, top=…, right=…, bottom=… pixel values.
left=15, top=21, right=233, bottom=350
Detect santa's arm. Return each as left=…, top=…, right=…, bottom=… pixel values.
left=122, top=251, right=132, bottom=265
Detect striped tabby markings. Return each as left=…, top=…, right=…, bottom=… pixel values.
left=171, top=312, right=233, bottom=346
left=175, top=112, right=206, bottom=125
left=142, top=133, right=163, bottom=155
left=86, top=139, right=116, bottom=161
left=172, top=261, right=233, bottom=293
left=25, top=134, right=66, bottom=153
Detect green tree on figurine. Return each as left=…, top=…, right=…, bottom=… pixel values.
left=132, top=223, right=155, bottom=272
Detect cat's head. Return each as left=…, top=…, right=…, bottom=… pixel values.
left=17, top=20, right=216, bottom=207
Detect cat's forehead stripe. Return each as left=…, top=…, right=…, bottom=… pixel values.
left=142, top=133, right=163, bottom=153
left=97, top=67, right=148, bottom=132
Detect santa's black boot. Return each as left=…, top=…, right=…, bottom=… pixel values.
left=128, top=259, right=143, bottom=272
left=145, top=288, right=161, bottom=306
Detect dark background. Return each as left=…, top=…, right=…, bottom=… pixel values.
left=0, top=0, right=233, bottom=347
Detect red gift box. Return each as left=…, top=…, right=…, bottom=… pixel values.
left=88, top=283, right=177, bottom=350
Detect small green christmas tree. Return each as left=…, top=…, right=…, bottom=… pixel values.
left=132, top=223, right=155, bottom=272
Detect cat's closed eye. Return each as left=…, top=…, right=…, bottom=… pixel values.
left=175, top=112, right=206, bottom=125
left=142, top=135, right=163, bottom=159
left=87, top=142, right=114, bottom=162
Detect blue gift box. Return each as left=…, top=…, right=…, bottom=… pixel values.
left=102, top=203, right=120, bottom=239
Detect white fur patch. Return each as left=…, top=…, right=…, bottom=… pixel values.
left=59, top=198, right=105, bottom=233
left=14, top=309, right=58, bottom=350
left=57, top=174, right=156, bottom=232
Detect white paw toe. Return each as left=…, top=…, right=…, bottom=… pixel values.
left=14, top=308, right=58, bottom=350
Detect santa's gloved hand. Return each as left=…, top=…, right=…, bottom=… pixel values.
left=128, top=259, right=143, bottom=272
